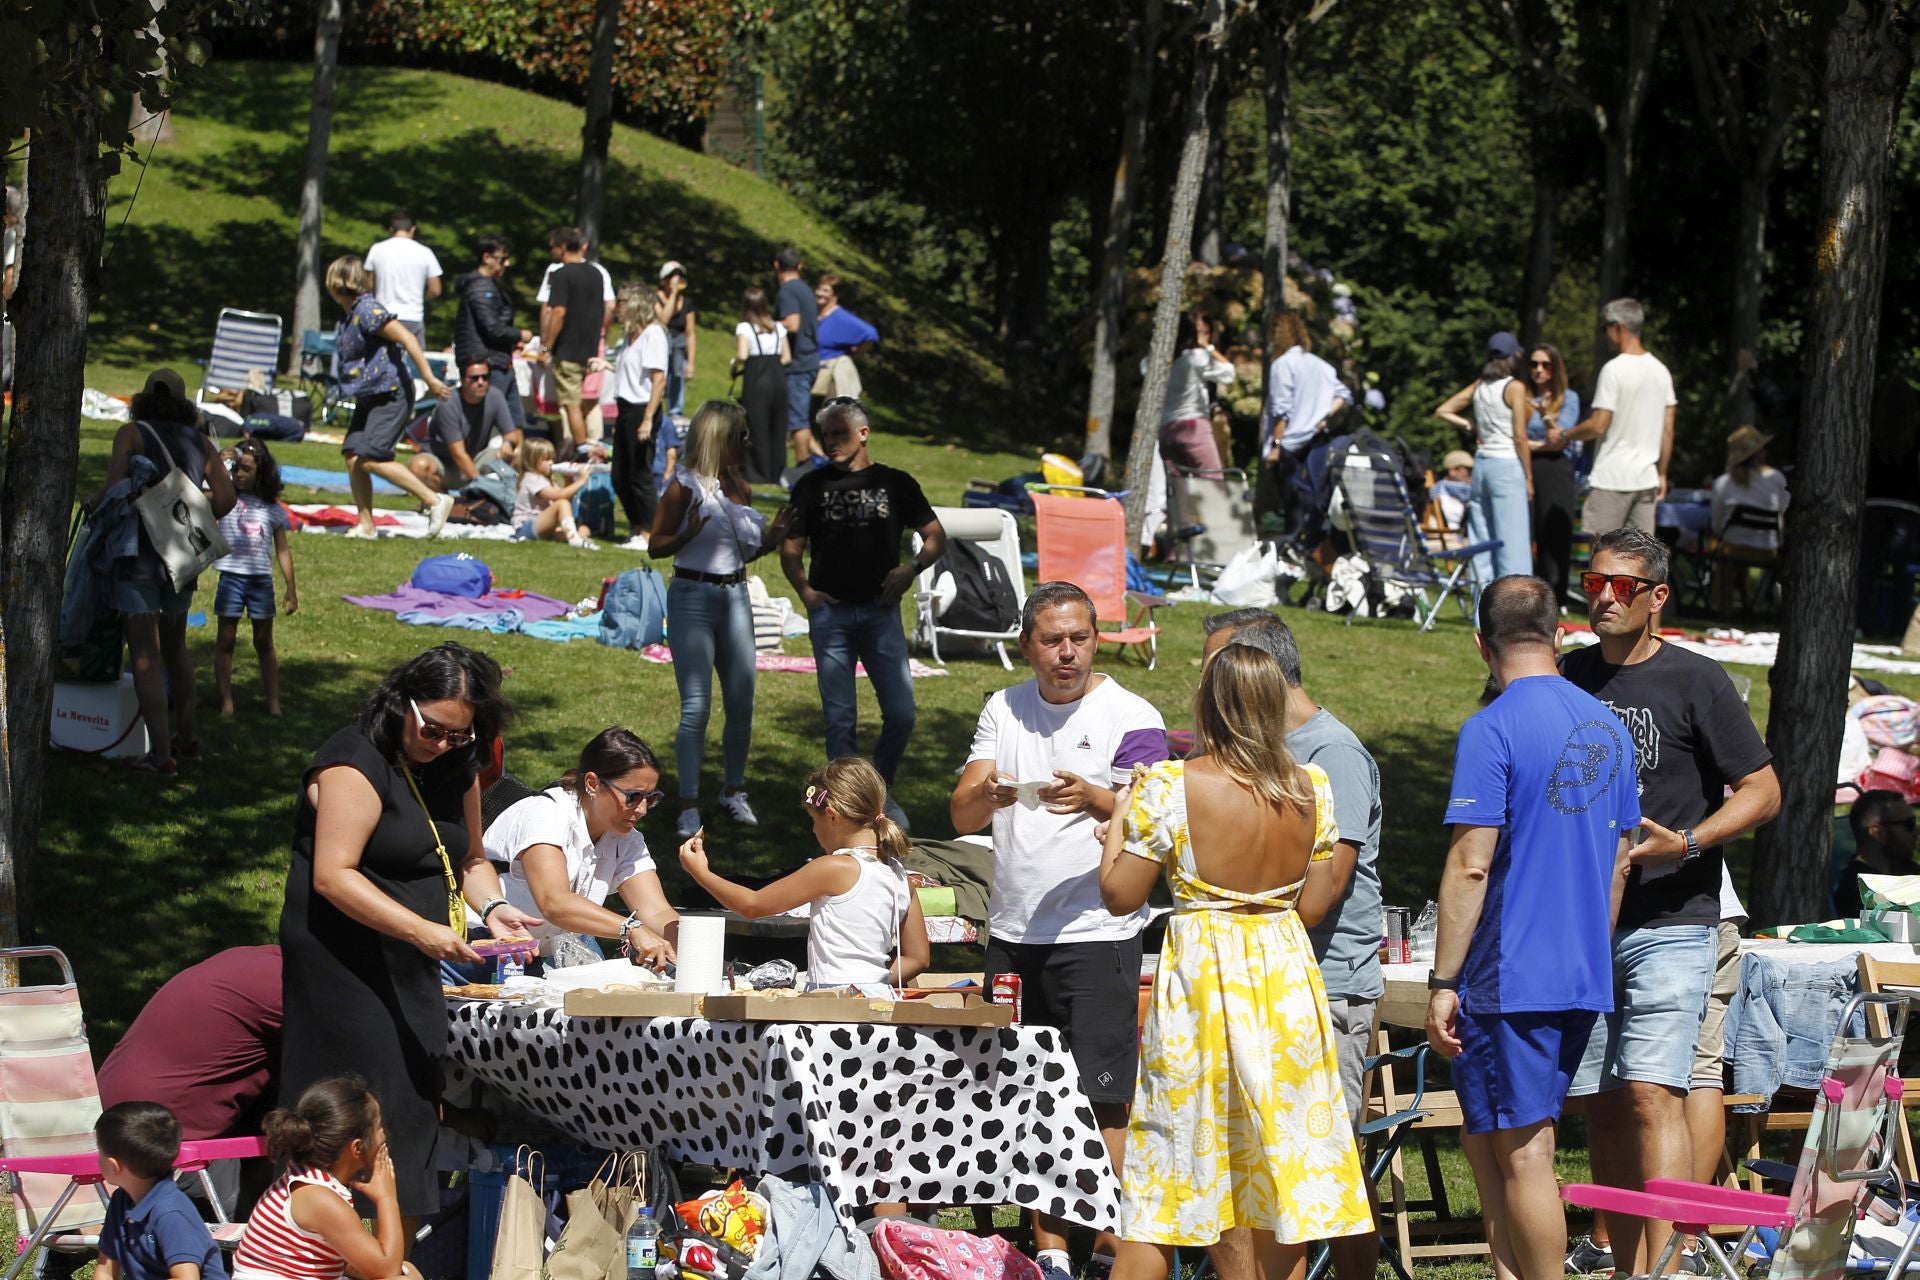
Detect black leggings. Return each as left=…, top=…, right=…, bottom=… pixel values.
left=612, top=399, right=657, bottom=535
left=1532, top=451, right=1577, bottom=602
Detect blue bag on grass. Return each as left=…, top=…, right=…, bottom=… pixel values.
left=600, top=567, right=667, bottom=649
left=574, top=470, right=616, bottom=540
left=411, top=553, right=493, bottom=598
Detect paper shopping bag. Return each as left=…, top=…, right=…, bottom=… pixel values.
left=490, top=1149, right=546, bottom=1280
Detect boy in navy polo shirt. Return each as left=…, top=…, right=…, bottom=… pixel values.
left=95, top=1102, right=227, bottom=1280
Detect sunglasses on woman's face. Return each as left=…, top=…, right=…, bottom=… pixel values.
left=802, top=785, right=832, bottom=813
left=605, top=780, right=664, bottom=810
left=409, top=699, right=476, bottom=747
left=1529, top=358, right=1554, bottom=368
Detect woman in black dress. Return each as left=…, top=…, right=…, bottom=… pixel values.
left=279, top=642, right=540, bottom=1225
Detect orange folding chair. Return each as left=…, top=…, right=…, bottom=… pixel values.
left=1031, top=487, right=1169, bottom=668
left=0, top=948, right=262, bottom=1278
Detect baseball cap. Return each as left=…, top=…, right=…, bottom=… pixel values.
left=1442, top=450, right=1475, bottom=471
left=1486, top=331, right=1523, bottom=359
left=142, top=368, right=188, bottom=402
left=659, top=261, right=686, bottom=281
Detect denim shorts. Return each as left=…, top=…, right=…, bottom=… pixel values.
left=1456, top=1008, right=1599, bottom=1134
left=111, top=573, right=193, bottom=617
left=1569, top=923, right=1716, bottom=1094
left=214, top=572, right=275, bottom=620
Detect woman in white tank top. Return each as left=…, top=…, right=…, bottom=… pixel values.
left=650, top=402, right=793, bottom=841
left=1435, top=348, right=1535, bottom=583
left=677, top=757, right=930, bottom=994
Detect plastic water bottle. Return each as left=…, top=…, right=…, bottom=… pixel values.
left=626, top=1208, right=659, bottom=1280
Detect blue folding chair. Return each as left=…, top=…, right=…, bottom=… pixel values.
left=1334, top=450, right=1496, bottom=632
left=195, top=307, right=283, bottom=405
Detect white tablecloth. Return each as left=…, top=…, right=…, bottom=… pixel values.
left=444, top=1002, right=1121, bottom=1230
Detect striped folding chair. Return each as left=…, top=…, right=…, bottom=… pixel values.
left=196, top=308, right=284, bottom=406
left=0, top=948, right=262, bottom=1279
left=1561, top=991, right=1909, bottom=1280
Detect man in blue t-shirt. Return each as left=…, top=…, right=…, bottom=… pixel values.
left=1428, top=575, right=1638, bottom=1280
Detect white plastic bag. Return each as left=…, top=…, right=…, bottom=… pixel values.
left=1210, top=543, right=1279, bottom=608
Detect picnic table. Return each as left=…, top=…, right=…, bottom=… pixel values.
left=443, top=1000, right=1122, bottom=1231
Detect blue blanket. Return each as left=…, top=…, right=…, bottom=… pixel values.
left=281, top=464, right=402, bottom=496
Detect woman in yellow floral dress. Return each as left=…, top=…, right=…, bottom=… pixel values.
left=1098, top=643, right=1372, bottom=1280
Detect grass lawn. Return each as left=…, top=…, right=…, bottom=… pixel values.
left=33, top=57, right=1918, bottom=1279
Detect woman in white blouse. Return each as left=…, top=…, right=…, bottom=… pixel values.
left=482, top=727, right=681, bottom=970
left=1149, top=311, right=1236, bottom=470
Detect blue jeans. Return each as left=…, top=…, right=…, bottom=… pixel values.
left=667, top=576, right=757, bottom=798
left=1466, top=454, right=1534, bottom=583
left=809, top=599, right=915, bottom=784
left=487, top=364, right=527, bottom=430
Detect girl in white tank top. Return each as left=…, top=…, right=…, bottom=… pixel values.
left=675, top=758, right=930, bottom=992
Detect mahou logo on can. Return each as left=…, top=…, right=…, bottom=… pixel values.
left=990, top=973, right=1022, bottom=1023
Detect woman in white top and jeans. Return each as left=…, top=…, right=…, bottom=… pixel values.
left=1436, top=344, right=1533, bottom=583
left=1150, top=312, right=1236, bottom=470
left=481, top=726, right=681, bottom=970
left=650, top=401, right=795, bottom=838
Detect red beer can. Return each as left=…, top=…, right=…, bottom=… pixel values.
left=990, top=972, right=1022, bottom=1023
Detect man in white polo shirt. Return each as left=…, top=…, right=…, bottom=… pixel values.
left=951, top=581, right=1168, bottom=1280
left=364, top=210, right=443, bottom=345
left=1561, top=297, right=1676, bottom=536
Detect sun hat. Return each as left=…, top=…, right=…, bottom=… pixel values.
left=1442, top=450, right=1475, bottom=472
left=659, top=261, right=686, bottom=281
left=1726, top=424, right=1772, bottom=470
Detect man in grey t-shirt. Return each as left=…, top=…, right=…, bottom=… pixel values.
left=1204, top=608, right=1384, bottom=1280
left=411, top=360, right=520, bottom=493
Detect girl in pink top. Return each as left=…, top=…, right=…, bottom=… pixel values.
left=233, top=1077, right=415, bottom=1280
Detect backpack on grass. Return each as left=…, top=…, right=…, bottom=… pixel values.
left=600, top=567, right=668, bottom=649
left=411, top=553, right=492, bottom=598
left=934, top=538, right=1019, bottom=633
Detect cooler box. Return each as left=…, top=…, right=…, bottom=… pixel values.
left=49, top=675, right=148, bottom=759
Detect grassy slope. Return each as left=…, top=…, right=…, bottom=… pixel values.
left=38, top=62, right=1916, bottom=1266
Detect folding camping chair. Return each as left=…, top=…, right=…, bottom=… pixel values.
left=1305, top=1043, right=1432, bottom=1280
left=1162, top=466, right=1259, bottom=591
left=1030, top=486, right=1168, bottom=669
left=1333, top=450, right=1496, bottom=632
left=196, top=308, right=284, bottom=407
left=0, top=947, right=263, bottom=1280
left=1561, top=991, right=1909, bottom=1280
left=914, top=507, right=1027, bottom=670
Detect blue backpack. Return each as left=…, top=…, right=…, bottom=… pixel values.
left=574, top=470, right=616, bottom=539
left=599, top=567, right=667, bottom=649
left=411, top=553, right=493, bottom=598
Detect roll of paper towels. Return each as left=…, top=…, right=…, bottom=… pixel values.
left=674, top=916, right=727, bottom=995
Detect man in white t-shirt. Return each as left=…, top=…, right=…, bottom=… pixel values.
left=950, top=581, right=1168, bottom=1280
left=364, top=210, right=443, bottom=345
left=1561, top=297, right=1676, bottom=536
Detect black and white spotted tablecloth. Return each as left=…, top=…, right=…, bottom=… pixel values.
left=444, top=1003, right=1121, bottom=1231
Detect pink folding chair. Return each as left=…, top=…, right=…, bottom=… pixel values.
left=1031, top=487, right=1168, bottom=669
left=1562, top=992, right=1909, bottom=1280
left=0, top=948, right=264, bottom=1278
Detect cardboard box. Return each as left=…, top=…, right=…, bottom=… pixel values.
left=910, top=972, right=985, bottom=990
left=563, top=989, right=706, bottom=1018
left=703, top=990, right=1012, bottom=1028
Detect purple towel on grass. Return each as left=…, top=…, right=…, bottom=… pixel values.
left=344, top=584, right=572, bottom=623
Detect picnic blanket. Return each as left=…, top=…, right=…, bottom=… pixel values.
left=287, top=503, right=521, bottom=541
left=345, top=584, right=573, bottom=624
left=635, top=644, right=946, bottom=678
left=1563, top=629, right=1920, bottom=676
left=282, top=464, right=402, bottom=496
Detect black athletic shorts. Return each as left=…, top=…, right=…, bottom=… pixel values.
left=983, top=934, right=1142, bottom=1106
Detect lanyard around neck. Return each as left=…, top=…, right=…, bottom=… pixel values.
left=402, top=765, right=465, bottom=936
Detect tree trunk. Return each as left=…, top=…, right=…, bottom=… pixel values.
left=1123, top=0, right=1227, bottom=543
left=1258, top=3, right=1293, bottom=413
left=576, top=0, right=621, bottom=250
left=1726, top=163, right=1770, bottom=426
left=1084, top=0, right=1163, bottom=467
left=0, top=89, right=107, bottom=948
left=288, top=0, right=342, bottom=375
left=1196, top=69, right=1227, bottom=268
left=127, top=0, right=176, bottom=148
left=1750, top=0, right=1916, bottom=927
left=1520, top=167, right=1558, bottom=348
left=1593, top=132, right=1632, bottom=374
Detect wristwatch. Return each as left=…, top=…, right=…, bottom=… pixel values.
left=1680, top=828, right=1702, bottom=864
left=1427, top=971, right=1460, bottom=992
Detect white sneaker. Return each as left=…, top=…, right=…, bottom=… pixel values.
left=719, top=792, right=759, bottom=826
left=621, top=534, right=650, bottom=552
left=426, top=493, right=455, bottom=538
left=570, top=536, right=600, bottom=551
left=676, top=807, right=702, bottom=839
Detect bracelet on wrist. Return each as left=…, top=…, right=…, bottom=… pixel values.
left=478, top=897, right=509, bottom=922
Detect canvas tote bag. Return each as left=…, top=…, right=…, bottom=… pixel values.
left=131, top=422, right=229, bottom=589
